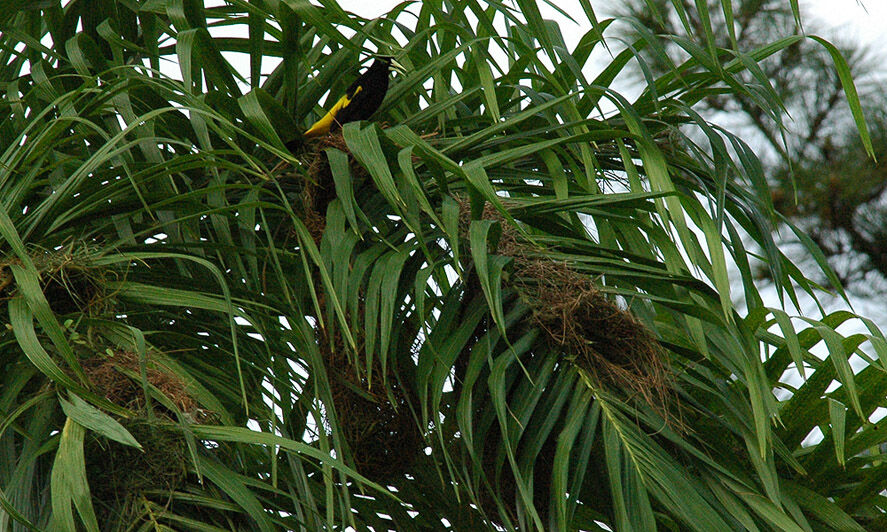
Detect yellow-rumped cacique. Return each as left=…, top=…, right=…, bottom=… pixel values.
left=304, top=56, right=404, bottom=138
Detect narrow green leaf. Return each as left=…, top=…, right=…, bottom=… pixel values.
left=829, top=398, right=847, bottom=468
left=49, top=419, right=99, bottom=532
left=809, top=36, right=875, bottom=161
left=59, top=394, right=142, bottom=450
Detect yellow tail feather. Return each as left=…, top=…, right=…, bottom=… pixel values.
left=304, top=86, right=363, bottom=138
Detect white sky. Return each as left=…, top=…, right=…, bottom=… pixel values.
left=806, top=0, right=887, bottom=48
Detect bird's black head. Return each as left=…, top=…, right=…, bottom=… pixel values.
left=367, top=57, right=391, bottom=75
left=371, top=55, right=405, bottom=75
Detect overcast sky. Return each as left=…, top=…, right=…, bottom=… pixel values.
left=806, top=0, right=887, bottom=48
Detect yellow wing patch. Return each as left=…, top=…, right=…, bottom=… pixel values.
left=304, top=86, right=363, bottom=138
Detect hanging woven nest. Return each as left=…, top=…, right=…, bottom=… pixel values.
left=0, top=245, right=111, bottom=316
left=80, top=349, right=203, bottom=419
left=297, top=132, right=370, bottom=244
left=456, top=196, right=673, bottom=418
left=84, top=417, right=189, bottom=526
left=454, top=197, right=676, bottom=524
left=80, top=349, right=207, bottom=526
left=519, top=260, right=672, bottom=415
left=319, top=327, right=423, bottom=483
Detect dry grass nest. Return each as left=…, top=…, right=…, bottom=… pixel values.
left=298, top=134, right=424, bottom=481
left=319, top=327, right=423, bottom=483
left=0, top=245, right=111, bottom=315
left=288, top=129, right=436, bottom=244
left=520, top=261, right=674, bottom=421
left=456, top=197, right=677, bottom=522
left=456, top=197, right=675, bottom=423
left=81, top=349, right=205, bottom=421
left=298, top=132, right=370, bottom=244
left=85, top=418, right=189, bottom=526
left=81, top=350, right=205, bottom=526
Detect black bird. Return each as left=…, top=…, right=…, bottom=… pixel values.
left=304, top=56, right=404, bottom=138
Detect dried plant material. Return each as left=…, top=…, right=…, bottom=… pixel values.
left=293, top=134, right=424, bottom=480
left=80, top=350, right=206, bottom=525
left=294, top=131, right=370, bottom=245
left=0, top=245, right=112, bottom=315
left=319, top=327, right=422, bottom=483
left=519, top=261, right=673, bottom=421
left=306, top=132, right=368, bottom=207
left=456, top=196, right=674, bottom=422
left=454, top=196, right=680, bottom=523
left=81, top=349, right=202, bottom=419
left=85, top=419, right=188, bottom=525
left=300, top=182, right=328, bottom=245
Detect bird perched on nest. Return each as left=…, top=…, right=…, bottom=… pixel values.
left=303, top=56, right=405, bottom=138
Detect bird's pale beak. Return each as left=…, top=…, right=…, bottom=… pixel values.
left=389, top=59, right=406, bottom=75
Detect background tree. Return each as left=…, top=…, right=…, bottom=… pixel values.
left=0, top=0, right=886, bottom=530
left=619, top=0, right=887, bottom=293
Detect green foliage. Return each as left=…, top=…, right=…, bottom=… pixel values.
left=0, top=0, right=884, bottom=530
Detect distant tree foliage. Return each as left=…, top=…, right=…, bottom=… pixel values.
left=621, top=0, right=887, bottom=292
